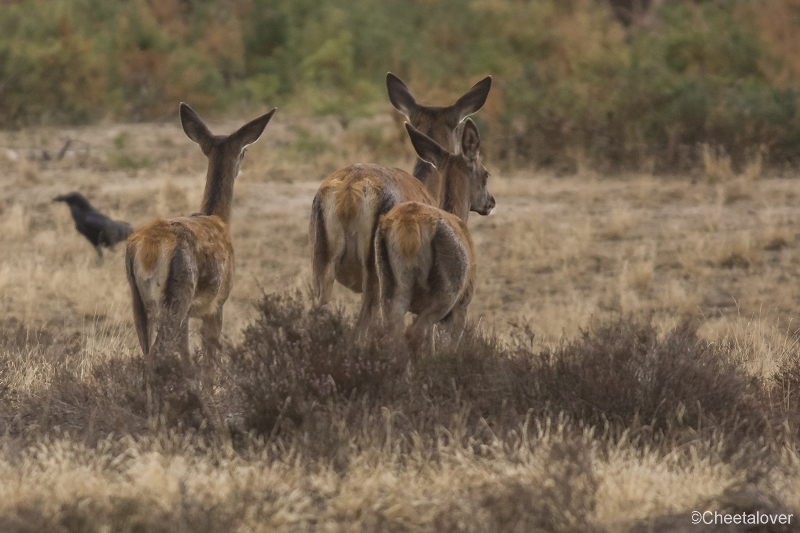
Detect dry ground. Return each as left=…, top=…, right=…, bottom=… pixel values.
left=2, top=113, right=800, bottom=531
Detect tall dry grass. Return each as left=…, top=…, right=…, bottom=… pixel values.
left=2, top=293, right=800, bottom=531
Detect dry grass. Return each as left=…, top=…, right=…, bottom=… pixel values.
left=3, top=116, right=800, bottom=530
left=4, top=118, right=800, bottom=340
left=0, top=427, right=772, bottom=533
left=2, top=298, right=800, bottom=532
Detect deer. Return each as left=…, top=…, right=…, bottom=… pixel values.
left=125, top=103, right=276, bottom=361
left=374, top=122, right=494, bottom=350
left=309, top=73, right=491, bottom=329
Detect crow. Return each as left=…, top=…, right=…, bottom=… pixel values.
left=53, top=192, right=133, bottom=260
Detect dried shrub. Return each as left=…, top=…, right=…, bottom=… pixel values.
left=0, top=354, right=148, bottom=443
left=528, top=321, right=767, bottom=444
left=0, top=319, right=210, bottom=444
left=718, top=234, right=760, bottom=269
left=0, top=492, right=264, bottom=533
left=770, top=354, right=800, bottom=428
left=4, top=293, right=798, bottom=460
left=230, top=291, right=411, bottom=434
left=423, top=319, right=769, bottom=448
left=230, top=294, right=787, bottom=455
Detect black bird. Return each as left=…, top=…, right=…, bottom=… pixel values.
left=53, top=192, right=133, bottom=260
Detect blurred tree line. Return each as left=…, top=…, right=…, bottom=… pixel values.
left=1, top=0, right=800, bottom=171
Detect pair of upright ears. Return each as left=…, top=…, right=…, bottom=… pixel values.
left=180, top=103, right=277, bottom=155
left=387, top=73, right=490, bottom=170
left=386, top=72, right=492, bottom=125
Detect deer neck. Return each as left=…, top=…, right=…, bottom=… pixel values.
left=199, top=156, right=236, bottom=224
left=436, top=162, right=471, bottom=222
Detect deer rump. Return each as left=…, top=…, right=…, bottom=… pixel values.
left=126, top=215, right=234, bottom=355
left=375, top=201, right=475, bottom=331
left=310, top=164, right=434, bottom=295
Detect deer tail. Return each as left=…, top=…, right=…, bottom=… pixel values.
left=393, top=216, right=422, bottom=260
left=333, top=176, right=363, bottom=225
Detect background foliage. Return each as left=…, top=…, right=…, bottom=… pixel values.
left=2, top=0, right=800, bottom=170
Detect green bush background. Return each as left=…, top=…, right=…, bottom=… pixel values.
left=2, top=0, right=800, bottom=170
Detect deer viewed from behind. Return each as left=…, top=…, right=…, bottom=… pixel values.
left=309, top=73, right=491, bottom=329
left=126, top=103, right=276, bottom=361
left=375, top=122, right=494, bottom=350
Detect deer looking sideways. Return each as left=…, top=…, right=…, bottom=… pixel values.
left=309, top=73, right=492, bottom=329
left=126, top=103, right=276, bottom=360
left=375, top=122, right=493, bottom=349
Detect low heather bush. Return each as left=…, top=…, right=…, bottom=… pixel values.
left=5, top=295, right=800, bottom=456
left=231, top=292, right=411, bottom=434
left=230, top=293, right=797, bottom=454
left=528, top=321, right=766, bottom=440
left=0, top=319, right=209, bottom=444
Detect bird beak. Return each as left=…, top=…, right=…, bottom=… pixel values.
left=53, top=195, right=65, bottom=202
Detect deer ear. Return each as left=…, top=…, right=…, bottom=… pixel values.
left=387, top=73, right=418, bottom=118
left=406, top=123, right=448, bottom=170
left=460, top=119, right=481, bottom=160
left=180, top=103, right=213, bottom=152
left=230, top=108, right=276, bottom=150
left=453, top=76, right=492, bottom=123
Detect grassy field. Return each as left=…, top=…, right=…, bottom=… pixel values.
left=1, top=111, right=800, bottom=531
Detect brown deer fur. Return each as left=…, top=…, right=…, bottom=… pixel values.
left=126, top=103, right=275, bottom=360
left=309, top=73, right=491, bottom=329
left=374, top=123, right=494, bottom=349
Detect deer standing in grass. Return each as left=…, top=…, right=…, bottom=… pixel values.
left=126, top=103, right=276, bottom=360
left=309, top=73, right=491, bottom=328
left=375, top=123, right=494, bottom=349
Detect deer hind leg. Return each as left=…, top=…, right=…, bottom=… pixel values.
left=150, top=244, right=196, bottom=361
left=356, top=259, right=379, bottom=334
left=200, top=307, right=223, bottom=361
left=150, top=304, right=191, bottom=361
left=376, top=227, right=404, bottom=338
left=356, top=228, right=379, bottom=333
left=423, top=227, right=471, bottom=351
left=437, top=296, right=470, bottom=350
left=407, top=295, right=456, bottom=353
left=357, top=195, right=394, bottom=333
left=356, top=229, right=377, bottom=332
left=316, top=256, right=338, bottom=305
